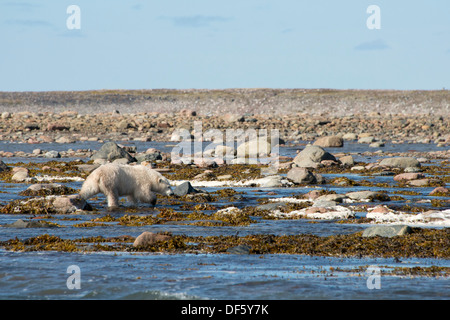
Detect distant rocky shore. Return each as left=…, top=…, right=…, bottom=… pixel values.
left=1, top=89, right=449, bottom=116
left=0, top=89, right=449, bottom=146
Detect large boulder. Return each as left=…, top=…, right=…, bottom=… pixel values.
left=293, top=145, right=336, bottom=168
left=91, top=142, right=136, bottom=162
left=215, top=145, right=236, bottom=158
left=313, top=136, right=343, bottom=148
left=133, top=231, right=172, bottom=247
left=362, top=225, right=412, bottom=238
left=236, top=137, right=271, bottom=158
left=173, top=181, right=199, bottom=196
left=379, top=157, right=420, bottom=168
left=52, top=195, right=91, bottom=214
left=254, top=175, right=284, bottom=188
left=339, top=155, right=355, bottom=166
left=346, top=190, right=388, bottom=201
left=11, top=168, right=29, bottom=182
left=393, top=172, right=425, bottom=182
left=287, top=167, right=324, bottom=184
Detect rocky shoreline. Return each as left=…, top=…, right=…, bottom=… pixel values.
left=0, top=89, right=449, bottom=145
left=0, top=89, right=449, bottom=277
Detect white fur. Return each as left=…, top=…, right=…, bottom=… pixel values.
left=79, top=164, right=173, bottom=208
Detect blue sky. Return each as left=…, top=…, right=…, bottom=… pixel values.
left=0, top=0, right=449, bottom=91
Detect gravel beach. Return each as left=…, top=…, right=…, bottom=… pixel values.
left=0, top=89, right=449, bottom=145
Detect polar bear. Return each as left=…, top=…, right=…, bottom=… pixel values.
left=79, top=164, right=173, bottom=208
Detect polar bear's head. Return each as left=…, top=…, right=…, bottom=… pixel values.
left=155, top=174, right=174, bottom=196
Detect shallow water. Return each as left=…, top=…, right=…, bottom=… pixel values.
left=0, top=250, right=448, bottom=300
left=0, top=141, right=449, bottom=300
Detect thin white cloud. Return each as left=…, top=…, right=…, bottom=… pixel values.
left=162, top=15, right=232, bottom=28
left=2, top=2, right=41, bottom=10
left=354, top=39, right=390, bottom=51
left=6, top=19, right=53, bottom=28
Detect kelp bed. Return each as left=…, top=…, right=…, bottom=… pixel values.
left=0, top=160, right=449, bottom=279
left=1, top=227, right=449, bottom=258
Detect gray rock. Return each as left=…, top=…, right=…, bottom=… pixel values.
left=256, top=202, right=289, bottom=211
left=2, top=219, right=57, bottom=228
left=362, top=225, right=412, bottom=238
left=227, top=244, right=251, bottom=254
left=316, top=194, right=346, bottom=203
left=52, top=195, right=91, bottom=214
left=174, top=181, right=199, bottom=196
left=372, top=171, right=395, bottom=176
left=91, top=142, right=136, bottom=162
left=0, top=160, right=9, bottom=172
left=236, top=137, right=271, bottom=157
left=345, top=190, right=389, bottom=201
left=358, top=136, right=376, bottom=144
left=260, top=166, right=278, bottom=176
left=339, top=155, right=354, bottom=166
left=135, top=152, right=162, bottom=163
left=313, top=136, right=344, bottom=148
left=404, top=167, right=422, bottom=173
left=76, top=164, right=100, bottom=173
left=346, top=191, right=377, bottom=200
left=44, top=150, right=61, bottom=158
left=379, top=157, right=421, bottom=169
left=133, top=231, right=172, bottom=247
left=312, top=200, right=338, bottom=207
left=11, top=170, right=28, bottom=182
left=256, top=175, right=284, bottom=188
left=369, top=141, right=385, bottom=148
left=287, top=167, right=317, bottom=184
left=1, top=112, right=11, bottom=119
left=293, top=145, right=336, bottom=168
left=342, top=133, right=357, bottom=140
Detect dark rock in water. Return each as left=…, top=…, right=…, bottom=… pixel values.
left=135, top=152, right=162, bottom=163
left=371, top=171, right=395, bottom=176
left=227, top=244, right=251, bottom=254
left=362, top=225, right=412, bottom=238
left=91, top=142, right=136, bottom=162
left=2, top=219, right=57, bottom=228
left=174, top=181, right=199, bottom=196
left=0, top=160, right=9, bottom=172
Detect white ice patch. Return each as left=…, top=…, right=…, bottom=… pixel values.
left=25, top=175, right=84, bottom=182
left=269, top=197, right=311, bottom=204
left=171, top=176, right=292, bottom=188
left=215, top=206, right=241, bottom=215
left=366, top=208, right=450, bottom=226
left=270, top=205, right=355, bottom=220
